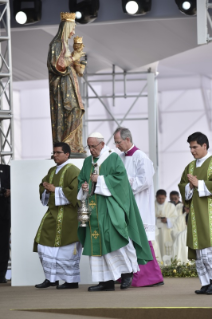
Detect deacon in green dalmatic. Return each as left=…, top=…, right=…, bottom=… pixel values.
left=77, top=132, right=153, bottom=292
left=33, top=142, right=81, bottom=290
left=179, top=132, right=212, bottom=295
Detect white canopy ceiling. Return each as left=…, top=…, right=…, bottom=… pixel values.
left=11, top=14, right=204, bottom=82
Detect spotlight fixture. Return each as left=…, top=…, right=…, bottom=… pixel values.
left=175, top=0, right=197, bottom=16
left=69, top=0, right=99, bottom=24
left=13, top=0, right=42, bottom=25
left=122, top=0, right=152, bottom=15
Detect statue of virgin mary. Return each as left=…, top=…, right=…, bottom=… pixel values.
left=47, top=12, right=86, bottom=155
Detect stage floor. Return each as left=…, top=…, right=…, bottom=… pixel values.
left=1, top=278, right=212, bottom=319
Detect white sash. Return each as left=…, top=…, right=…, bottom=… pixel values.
left=92, top=149, right=114, bottom=174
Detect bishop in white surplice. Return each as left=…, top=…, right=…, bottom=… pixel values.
left=114, top=127, right=164, bottom=287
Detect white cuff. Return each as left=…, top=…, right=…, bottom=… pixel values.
left=167, top=218, right=173, bottom=229
left=78, top=187, right=88, bottom=201
left=198, top=180, right=212, bottom=197
left=185, top=183, right=194, bottom=200
left=55, top=187, right=70, bottom=206
left=77, top=187, right=84, bottom=200
left=95, top=176, right=111, bottom=196
left=41, top=190, right=50, bottom=206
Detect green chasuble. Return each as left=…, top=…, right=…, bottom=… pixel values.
left=33, top=163, right=80, bottom=252
left=178, top=156, right=212, bottom=259
left=78, top=152, right=153, bottom=265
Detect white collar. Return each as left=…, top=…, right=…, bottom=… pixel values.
left=156, top=201, right=166, bottom=208
left=125, top=144, right=134, bottom=154
left=95, top=144, right=110, bottom=159
left=196, top=152, right=211, bottom=165
left=55, top=160, right=69, bottom=174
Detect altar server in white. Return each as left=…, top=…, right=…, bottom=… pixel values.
left=114, top=127, right=164, bottom=287
left=170, top=191, right=184, bottom=217
left=155, top=190, right=178, bottom=258
left=172, top=212, right=188, bottom=264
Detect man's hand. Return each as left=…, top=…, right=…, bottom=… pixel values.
left=43, top=182, right=55, bottom=193
left=90, top=174, right=99, bottom=183
left=161, top=217, right=167, bottom=224
left=187, top=174, right=198, bottom=188
left=4, top=189, right=10, bottom=197
left=82, top=181, right=89, bottom=192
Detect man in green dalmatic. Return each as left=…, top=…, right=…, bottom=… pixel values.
left=179, top=132, right=212, bottom=295
left=33, top=142, right=81, bottom=290
left=77, top=132, right=153, bottom=292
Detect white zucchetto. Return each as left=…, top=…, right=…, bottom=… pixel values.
left=88, top=132, right=104, bottom=139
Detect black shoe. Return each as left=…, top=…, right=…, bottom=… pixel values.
left=35, top=279, right=59, bottom=288
left=57, top=282, right=78, bottom=289
left=206, top=284, right=212, bottom=295
left=195, top=285, right=210, bottom=294
left=144, top=281, right=164, bottom=287
left=120, top=273, right=133, bottom=290
left=0, top=277, right=7, bottom=283
left=88, top=281, right=115, bottom=292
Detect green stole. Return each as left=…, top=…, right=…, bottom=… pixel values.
left=87, top=157, right=102, bottom=256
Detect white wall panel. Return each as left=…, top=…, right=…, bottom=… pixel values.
left=11, top=158, right=94, bottom=286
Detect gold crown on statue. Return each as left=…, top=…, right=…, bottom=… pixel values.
left=74, top=36, right=83, bottom=44
left=60, top=12, right=76, bottom=22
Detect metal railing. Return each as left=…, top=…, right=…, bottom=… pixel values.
left=0, top=0, right=13, bottom=164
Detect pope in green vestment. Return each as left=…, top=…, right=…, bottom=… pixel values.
left=77, top=148, right=153, bottom=265
left=33, top=162, right=80, bottom=252
left=178, top=155, right=212, bottom=260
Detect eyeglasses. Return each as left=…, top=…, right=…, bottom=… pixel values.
left=86, top=142, right=102, bottom=150
left=51, top=151, right=64, bottom=155
left=113, top=140, right=123, bottom=145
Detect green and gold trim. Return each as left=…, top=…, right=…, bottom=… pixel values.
left=36, top=211, right=50, bottom=243
left=189, top=160, right=195, bottom=175
left=207, top=157, right=212, bottom=180
left=190, top=200, right=198, bottom=249
left=87, top=162, right=102, bottom=256
left=36, top=167, right=57, bottom=243
left=207, top=157, right=212, bottom=246
left=54, top=163, right=73, bottom=247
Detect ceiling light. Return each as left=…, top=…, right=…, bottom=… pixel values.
left=126, top=1, right=139, bottom=15
left=13, top=0, right=42, bottom=25
left=15, top=11, right=27, bottom=25
left=175, top=0, right=197, bottom=16
left=182, top=1, right=191, bottom=10
left=122, top=0, right=152, bottom=15
left=76, top=11, right=82, bottom=19
left=69, top=0, right=99, bottom=24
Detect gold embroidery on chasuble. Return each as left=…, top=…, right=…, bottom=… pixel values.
left=207, top=157, right=212, bottom=246
left=88, top=163, right=102, bottom=256
left=188, top=160, right=198, bottom=249
left=88, top=195, right=101, bottom=256
left=92, top=230, right=100, bottom=239
left=54, top=163, right=73, bottom=247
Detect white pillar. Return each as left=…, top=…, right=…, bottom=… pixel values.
left=197, top=0, right=208, bottom=45
left=148, top=73, right=159, bottom=192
